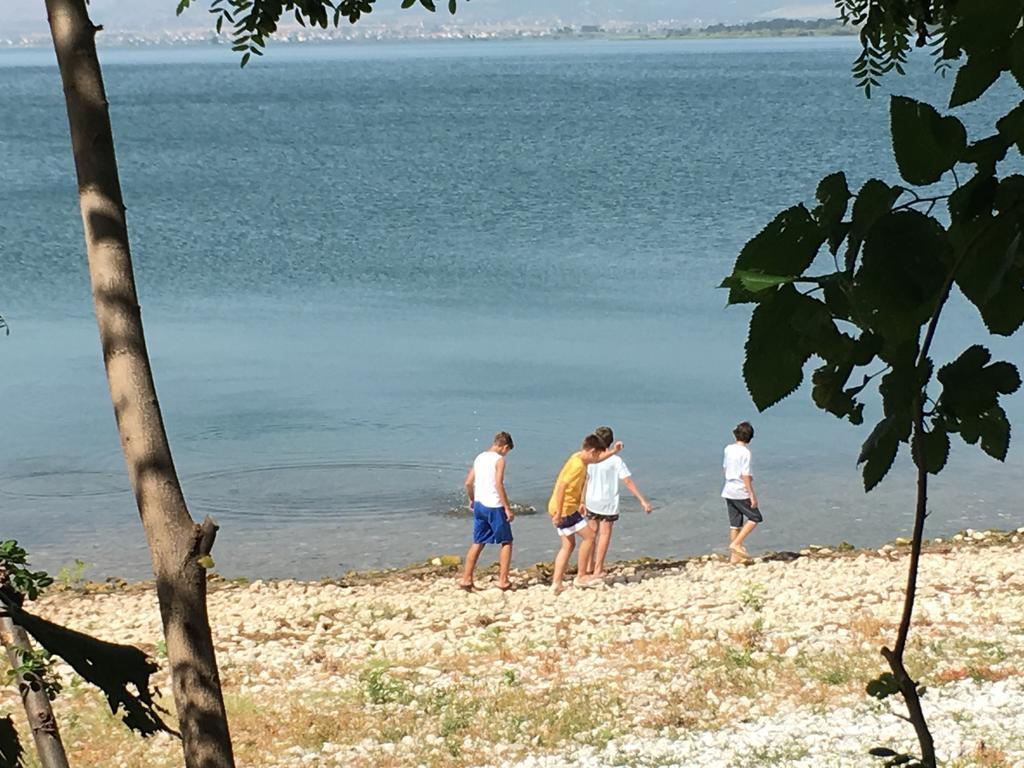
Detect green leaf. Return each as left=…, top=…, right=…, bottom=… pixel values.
left=813, top=172, right=851, bottom=253
left=726, top=205, right=825, bottom=304
left=743, top=286, right=813, bottom=410
left=912, top=425, right=950, bottom=474
left=953, top=0, right=1022, bottom=58
left=811, top=361, right=864, bottom=425
left=448, top=0, right=457, bottom=13
left=869, top=748, right=899, bottom=758
left=938, top=346, right=1021, bottom=405
left=996, top=102, right=1024, bottom=155
left=976, top=406, right=1012, bottom=460
left=401, top=0, right=416, bottom=7
left=936, top=347, right=1020, bottom=460
left=961, top=135, right=1010, bottom=173
left=851, top=180, right=902, bottom=239
left=866, top=672, right=900, bottom=699
left=948, top=171, right=998, bottom=223
left=719, top=271, right=796, bottom=294
left=858, top=414, right=909, bottom=492
left=890, top=96, right=967, bottom=185
left=419, top=0, right=437, bottom=11
left=949, top=52, right=1004, bottom=108
left=953, top=209, right=1023, bottom=332
left=854, top=210, right=950, bottom=342
left=1011, top=28, right=1024, bottom=89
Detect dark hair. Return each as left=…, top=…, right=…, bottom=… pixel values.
left=493, top=431, right=514, bottom=449
left=733, top=421, right=754, bottom=443
left=594, top=426, right=614, bottom=449
left=582, top=433, right=605, bottom=452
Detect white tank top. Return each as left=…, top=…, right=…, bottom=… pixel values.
left=473, top=450, right=503, bottom=508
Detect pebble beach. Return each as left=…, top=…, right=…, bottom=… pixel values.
left=7, top=529, right=1024, bottom=767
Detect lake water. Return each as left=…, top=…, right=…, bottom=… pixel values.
left=1, top=38, right=1021, bottom=580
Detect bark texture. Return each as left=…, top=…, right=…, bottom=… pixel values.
left=0, top=615, right=69, bottom=768
left=43, top=1, right=236, bottom=766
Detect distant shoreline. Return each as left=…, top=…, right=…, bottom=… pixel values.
left=1, top=19, right=859, bottom=50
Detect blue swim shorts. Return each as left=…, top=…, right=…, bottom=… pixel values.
left=473, top=501, right=513, bottom=545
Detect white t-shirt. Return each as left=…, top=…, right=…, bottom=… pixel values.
left=473, top=450, right=503, bottom=508
left=585, top=455, right=632, bottom=515
left=721, top=443, right=752, bottom=500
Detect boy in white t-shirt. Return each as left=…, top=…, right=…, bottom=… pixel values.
left=582, top=426, right=652, bottom=578
left=721, top=421, right=761, bottom=563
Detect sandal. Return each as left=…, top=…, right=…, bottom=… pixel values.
left=457, top=582, right=476, bottom=592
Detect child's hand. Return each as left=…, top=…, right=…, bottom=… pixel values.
left=505, top=507, right=515, bottom=522
left=642, top=502, right=653, bottom=514
left=612, top=440, right=624, bottom=453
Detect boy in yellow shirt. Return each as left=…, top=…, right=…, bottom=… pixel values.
left=548, top=433, right=623, bottom=593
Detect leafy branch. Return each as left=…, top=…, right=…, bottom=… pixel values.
left=3, top=647, right=62, bottom=702
left=176, top=0, right=469, bottom=66
left=0, top=541, right=54, bottom=603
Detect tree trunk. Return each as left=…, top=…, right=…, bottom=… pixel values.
left=0, top=615, right=70, bottom=768
left=43, top=2, right=236, bottom=767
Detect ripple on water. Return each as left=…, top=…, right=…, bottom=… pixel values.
left=183, top=460, right=460, bottom=522
left=0, top=470, right=129, bottom=499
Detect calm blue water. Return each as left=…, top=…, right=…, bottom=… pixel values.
left=1, top=38, right=1021, bottom=579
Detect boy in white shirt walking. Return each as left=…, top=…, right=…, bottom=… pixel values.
left=583, top=426, right=652, bottom=578
left=721, top=421, right=761, bottom=563
left=459, top=431, right=515, bottom=591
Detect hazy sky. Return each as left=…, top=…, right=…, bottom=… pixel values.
left=4, top=1, right=837, bottom=36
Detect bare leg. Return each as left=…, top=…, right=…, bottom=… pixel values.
left=497, top=542, right=512, bottom=587
left=580, top=518, right=598, bottom=575
left=730, top=521, right=757, bottom=559
left=552, top=535, right=576, bottom=592
left=460, top=543, right=484, bottom=587
left=575, top=526, right=596, bottom=584
left=728, top=528, right=744, bottom=563
left=593, top=520, right=614, bottom=576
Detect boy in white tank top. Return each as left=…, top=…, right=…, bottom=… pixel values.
left=458, top=431, right=515, bottom=591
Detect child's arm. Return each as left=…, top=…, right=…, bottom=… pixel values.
left=552, top=481, right=566, bottom=521
left=597, top=440, right=624, bottom=462
left=495, top=456, right=513, bottom=521
left=464, top=467, right=475, bottom=510
left=622, top=477, right=653, bottom=514
left=579, top=475, right=589, bottom=515
left=743, top=474, right=758, bottom=508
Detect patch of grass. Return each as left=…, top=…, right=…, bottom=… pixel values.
left=739, top=583, right=766, bottom=612
left=723, top=646, right=753, bottom=669
left=55, top=559, right=90, bottom=591
left=360, top=662, right=411, bottom=705
left=738, top=739, right=810, bottom=766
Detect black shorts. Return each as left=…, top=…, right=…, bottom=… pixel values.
left=726, top=498, right=763, bottom=528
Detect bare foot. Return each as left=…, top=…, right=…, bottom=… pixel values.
left=457, top=582, right=476, bottom=592
left=592, top=570, right=607, bottom=578
left=729, top=542, right=750, bottom=558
